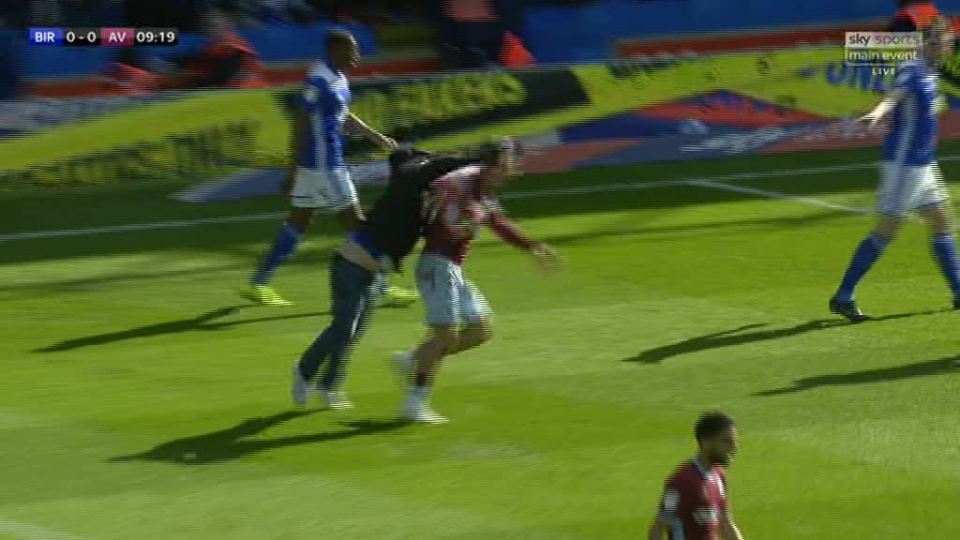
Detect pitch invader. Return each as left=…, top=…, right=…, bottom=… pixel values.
left=831, top=17, right=960, bottom=322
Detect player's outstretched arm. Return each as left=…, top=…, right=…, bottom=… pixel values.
left=858, top=87, right=906, bottom=128
left=531, top=242, right=562, bottom=273
left=488, top=211, right=562, bottom=273
left=345, top=112, right=398, bottom=151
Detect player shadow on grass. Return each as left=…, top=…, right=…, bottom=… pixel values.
left=754, top=354, right=960, bottom=396
left=34, top=305, right=330, bottom=353
left=624, top=310, right=945, bottom=365
left=109, top=412, right=410, bottom=465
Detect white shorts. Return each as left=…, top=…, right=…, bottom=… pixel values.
left=877, top=162, right=949, bottom=218
left=289, top=167, right=358, bottom=211
left=415, top=253, right=492, bottom=327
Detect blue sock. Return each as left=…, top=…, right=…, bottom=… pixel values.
left=251, top=222, right=302, bottom=286
left=932, top=233, right=960, bottom=298
left=835, top=233, right=889, bottom=302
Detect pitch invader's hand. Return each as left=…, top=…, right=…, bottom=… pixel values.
left=532, top=243, right=563, bottom=274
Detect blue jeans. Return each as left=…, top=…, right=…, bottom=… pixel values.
left=299, top=254, right=377, bottom=391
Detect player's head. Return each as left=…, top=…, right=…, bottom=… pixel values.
left=326, top=30, right=360, bottom=72
left=470, top=137, right=524, bottom=187
left=694, top=411, right=738, bottom=466
left=922, top=16, right=955, bottom=63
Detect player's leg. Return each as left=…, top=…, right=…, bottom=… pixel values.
left=830, top=163, right=905, bottom=321
left=446, top=279, right=493, bottom=355
left=293, top=255, right=374, bottom=408
left=398, top=254, right=460, bottom=423
left=831, top=216, right=899, bottom=321
left=248, top=167, right=323, bottom=305
left=917, top=164, right=960, bottom=306
left=920, top=206, right=960, bottom=305
left=449, top=318, right=493, bottom=355
left=252, top=206, right=315, bottom=281
left=399, top=278, right=491, bottom=421
left=402, top=325, right=457, bottom=423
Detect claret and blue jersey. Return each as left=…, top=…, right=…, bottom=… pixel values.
left=298, top=61, right=351, bottom=171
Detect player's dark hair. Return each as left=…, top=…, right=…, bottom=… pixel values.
left=694, top=411, right=735, bottom=444
left=326, top=29, right=355, bottom=51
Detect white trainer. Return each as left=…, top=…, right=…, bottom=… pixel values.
left=291, top=363, right=310, bottom=407
left=400, top=396, right=448, bottom=424
left=320, top=390, right=354, bottom=410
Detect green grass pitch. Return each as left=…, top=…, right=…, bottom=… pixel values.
left=2, top=145, right=960, bottom=539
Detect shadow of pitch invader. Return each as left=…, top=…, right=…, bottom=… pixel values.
left=109, top=412, right=410, bottom=464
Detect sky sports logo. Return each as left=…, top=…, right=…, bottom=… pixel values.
left=845, top=32, right=922, bottom=74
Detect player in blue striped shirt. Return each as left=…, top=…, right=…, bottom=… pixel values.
left=831, top=18, right=960, bottom=321
left=246, top=30, right=416, bottom=307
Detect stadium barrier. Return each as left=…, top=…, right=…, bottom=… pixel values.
left=6, top=45, right=960, bottom=188
left=0, top=120, right=258, bottom=186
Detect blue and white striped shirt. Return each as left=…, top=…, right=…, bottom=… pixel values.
left=297, top=61, right=351, bottom=171
left=884, top=59, right=940, bottom=166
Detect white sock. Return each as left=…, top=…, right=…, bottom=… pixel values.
left=410, top=385, right=431, bottom=403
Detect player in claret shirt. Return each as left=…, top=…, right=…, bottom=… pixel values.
left=391, top=138, right=561, bottom=424
left=648, top=411, right=745, bottom=540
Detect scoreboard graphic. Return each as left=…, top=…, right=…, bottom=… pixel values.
left=28, top=28, right=180, bottom=47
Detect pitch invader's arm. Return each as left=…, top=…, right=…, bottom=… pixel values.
left=344, top=113, right=398, bottom=151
